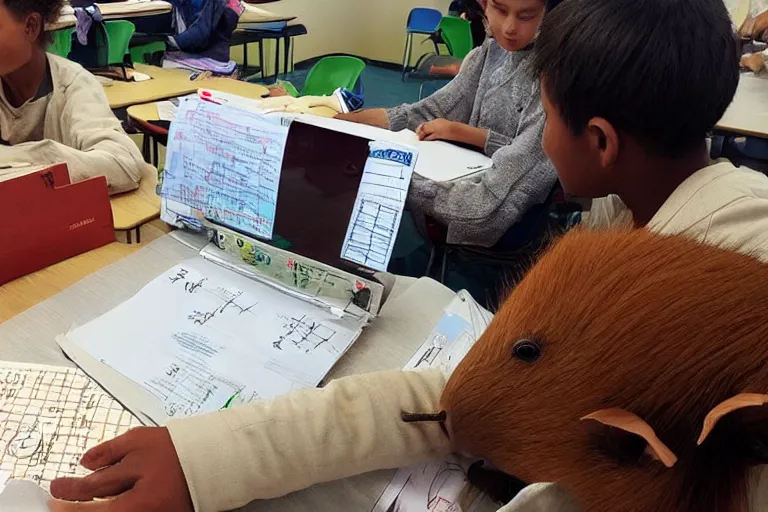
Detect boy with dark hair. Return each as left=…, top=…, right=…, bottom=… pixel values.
left=49, top=0, right=768, bottom=511
left=536, top=0, right=768, bottom=254
left=0, top=0, right=146, bottom=194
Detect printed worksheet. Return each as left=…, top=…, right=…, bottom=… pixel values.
left=341, top=142, right=417, bottom=272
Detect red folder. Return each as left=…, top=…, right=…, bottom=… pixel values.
left=0, top=163, right=115, bottom=285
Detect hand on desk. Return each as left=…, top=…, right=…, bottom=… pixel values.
left=48, top=427, right=193, bottom=512
left=416, top=119, right=488, bottom=150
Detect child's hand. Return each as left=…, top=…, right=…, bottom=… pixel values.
left=48, top=427, right=193, bottom=512
left=416, top=119, right=459, bottom=141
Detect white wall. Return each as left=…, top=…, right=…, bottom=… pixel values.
left=231, top=0, right=453, bottom=75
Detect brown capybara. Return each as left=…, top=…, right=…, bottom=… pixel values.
left=439, top=229, right=768, bottom=512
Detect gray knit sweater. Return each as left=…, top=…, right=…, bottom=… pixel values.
left=387, top=39, right=556, bottom=247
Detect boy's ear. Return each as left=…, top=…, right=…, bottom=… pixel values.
left=582, top=408, right=678, bottom=468
left=24, top=13, right=42, bottom=43
left=586, top=117, right=619, bottom=169
left=477, top=0, right=487, bottom=9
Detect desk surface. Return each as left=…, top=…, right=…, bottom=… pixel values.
left=111, top=163, right=161, bottom=230
left=51, top=1, right=172, bottom=31
left=0, top=220, right=169, bottom=324
left=126, top=98, right=337, bottom=123
left=716, top=73, right=768, bottom=138
left=104, top=65, right=270, bottom=109
left=0, top=233, right=484, bottom=512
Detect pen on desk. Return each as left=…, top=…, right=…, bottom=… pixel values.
left=221, top=392, right=240, bottom=410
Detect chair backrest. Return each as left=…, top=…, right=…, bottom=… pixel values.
left=105, top=20, right=136, bottom=65
left=302, top=56, right=366, bottom=97
left=48, top=28, right=74, bottom=58
left=406, top=8, right=443, bottom=34
left=439, top=16, right=473, bottom=60
left=129, top=40, right=166, bottom=65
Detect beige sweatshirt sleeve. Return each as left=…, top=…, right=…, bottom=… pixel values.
left=0, top=70, right=145, bottom=195
left=166, top=369, right=450, bottom=512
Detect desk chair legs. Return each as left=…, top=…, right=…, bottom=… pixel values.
left=402, top=33, right=413, bottom=80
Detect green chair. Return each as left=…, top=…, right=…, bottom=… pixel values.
left=301, top=56, right=366, bottom=98
left=48, top=28, right=74, bottom=58
left=129, top=40, right=166, bottom=65
left=412, top=16, right=473, bottom=99
left=105, top=20, right=136, bottom=79
left=438, top=16, right=473, bottom=60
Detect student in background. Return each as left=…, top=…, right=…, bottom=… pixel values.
left=0, top=0, right=145, bottom=195
left=337, top=0, right=561, bottom=249
left=448, top=0, right=487, bottom=48
left=47, top=0, right=768, bottom=511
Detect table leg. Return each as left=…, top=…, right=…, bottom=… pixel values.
left=259, top=40, right=265, bottom=80
left=283, top=35, right=290, bottom=76
left=126, top=230, right=132, bottom=244
left=142, top=134, right=150, bottom=163
left=274, top=38, right=281, bottom=80
left=135, top=227, right=141, bottom=244
left=153, top=138, right=159, bottom=168
left=243, top=42, right=249, bottom=69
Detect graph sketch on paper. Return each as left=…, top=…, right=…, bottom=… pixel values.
left=0, top=362, right=141, bottom=490
left=341, top=142, right=417, bottom=272
left=373, top=292, right=495, bottom=512
left=66, top=258, right=365, bottom=424
left=160, top=97, right=289, bottom=240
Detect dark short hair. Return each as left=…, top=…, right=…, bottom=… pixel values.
left=534, top=0, right=739, bottom=158
left=3, top=0, right=64, bottom=42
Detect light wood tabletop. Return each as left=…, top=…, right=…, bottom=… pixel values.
left=0, top=220, right=170, bottom=324
left=716, top=73, right=768, bottom=139
left=110, top=164, right=161, bottom=237
left=50, top=1, right=172, bottom=31
left=104, top=65, right=272, bottom=109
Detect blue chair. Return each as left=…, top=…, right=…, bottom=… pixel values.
left=402, top=8, right=443, bottom=80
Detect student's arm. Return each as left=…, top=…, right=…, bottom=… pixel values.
left=0, top=70, right=144, bottom=195
left=386, top=45, right=487, bottom=132
left=50, top=370, right=450, bottom=512
left=416, top=119, right=492, bottom=152
left=408, top=95, right=557, bottom=247
left=336, top=108, right=390, bottom=128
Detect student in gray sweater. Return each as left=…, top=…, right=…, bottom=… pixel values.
left=338, top=0, right=559, bottom=247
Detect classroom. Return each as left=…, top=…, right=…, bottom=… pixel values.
left=0, top=0, right=767, bottom=510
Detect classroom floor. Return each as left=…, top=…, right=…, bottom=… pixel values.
left=266, top=63, right=450, bottom=109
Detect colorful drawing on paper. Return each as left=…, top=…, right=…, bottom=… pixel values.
left=160, top=98, right=289, bottom=240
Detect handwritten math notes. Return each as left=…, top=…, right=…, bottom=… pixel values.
left=66, top=259, right=365, bottom=423
left=0, top=362, right=141, bottom=490
left=341, top=142, right=417, bottom=272
left=160, top=98, right=289, bottom=240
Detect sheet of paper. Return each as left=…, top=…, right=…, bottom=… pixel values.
left=160, top=97, right=289, bottom=240
left=0, top=362, right=141, bottom=490
left=0, top=479, right=51, bottom=512
left=293, top=114, right=493, bottom=182
left=374, top=291, right=493, bottom=512
left=66, top=258, right=365, bottom=423
left=341, top=142, right=416, bottom=272
left=156, top=100, right=178, bottom=121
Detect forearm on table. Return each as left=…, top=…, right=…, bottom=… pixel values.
left=336, top=108, right=390, bottom=129
left=449, top=123, right=489, bottom=150
left=167, top=369, right=451, bottom=512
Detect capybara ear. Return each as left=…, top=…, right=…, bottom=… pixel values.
left=697, top=394, right=768, bottom=466
left=581, top=409, right=678, bottom=468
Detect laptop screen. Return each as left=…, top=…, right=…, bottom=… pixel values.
left=225, top=121, right=372, bottom=272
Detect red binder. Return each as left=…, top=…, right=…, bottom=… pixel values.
left=0, top=163, right=115, bottom=285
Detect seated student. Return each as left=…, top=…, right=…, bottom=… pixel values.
left=46, top=0, right=768, bottom=511
left=0, top=0, right=145, bottom=195
left=337, top=0, right=560, bottom=248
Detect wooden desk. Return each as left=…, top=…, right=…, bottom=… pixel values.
left=50, top=0, right=172, bottom=31
left=104, top=65, right=272, bottom=109
left=111, top=164, right=161, bottom=242
left=0, top=220, right=169, bottom=323
left=716, top=74, right=768, bottom=139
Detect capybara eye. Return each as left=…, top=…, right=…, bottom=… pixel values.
left=513, top=339, right=541, bottom=363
